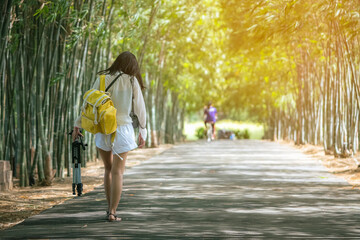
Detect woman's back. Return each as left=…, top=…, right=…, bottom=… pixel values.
left=103, top=72, right=133, bottom=126
left=91, top=72, right=143, bottom=126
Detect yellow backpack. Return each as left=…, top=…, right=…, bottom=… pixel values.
left=80, top=75, right=119, bottom=143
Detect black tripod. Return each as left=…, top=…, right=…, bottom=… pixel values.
left=69, top=130, right=87, bottom=196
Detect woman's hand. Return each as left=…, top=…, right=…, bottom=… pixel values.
left=138, top=134, right=145, bottom=148
left=72, top=127, right=83, bottom=141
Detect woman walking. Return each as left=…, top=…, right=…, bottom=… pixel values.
left=72, top=51, right=147, bottom=222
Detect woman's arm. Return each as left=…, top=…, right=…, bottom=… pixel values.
left=132, top=77, right=147, bottom=142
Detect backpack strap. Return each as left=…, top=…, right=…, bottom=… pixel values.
left=100, top=75, right=106, bottom=91
left=105, top=72, right=124, bottom=92
left=130, top=76, right=135, bottom=113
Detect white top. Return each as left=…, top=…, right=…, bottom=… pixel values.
left=75, top=72, right=147, bottom=140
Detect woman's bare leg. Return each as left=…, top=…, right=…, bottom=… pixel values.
left=109, top=152, right=127, bottom=221
left=97, top=148, right=113, bottom=207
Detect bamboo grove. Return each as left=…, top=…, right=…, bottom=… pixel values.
left=2, top=0, right=360, bottom=187
left=1, top=0, right=221, bottom=186
left=220, top=0, right=360, bottom=157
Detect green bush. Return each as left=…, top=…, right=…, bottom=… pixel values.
left=234, top=130, right=243, bottom=139
left=196, top=127, right=250, bottom=140
left=195, top=127, right=205, bottom=139
left=243, top=129, right=250, bottom=139
left=231, top=129, right=250, bottom=139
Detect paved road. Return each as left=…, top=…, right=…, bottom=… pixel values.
left=2, top=140, right=360, bottom=238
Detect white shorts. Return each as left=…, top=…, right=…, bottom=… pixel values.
left=95, top=124, right=138, bottom=154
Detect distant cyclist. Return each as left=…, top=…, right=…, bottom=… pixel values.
left=204, top=101, right=217, bottom=140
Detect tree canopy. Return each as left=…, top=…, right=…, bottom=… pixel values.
left=1, top=0, right=360, bottom=186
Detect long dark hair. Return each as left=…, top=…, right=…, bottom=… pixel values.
left=97, top=51, right=145, bottom=90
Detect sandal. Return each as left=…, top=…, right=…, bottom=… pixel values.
left=105, top=210, right=109, bottom=220
left=108, top=213, right=122, bottom=222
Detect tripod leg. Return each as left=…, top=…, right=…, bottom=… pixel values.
left=72, top=164, right=76, bottom=195
left=76, top=166, right=83, bottom=196
left=77, top=183, right=83, bottom=196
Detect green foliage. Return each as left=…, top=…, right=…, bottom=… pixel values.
left=233, top=130, right=242, bottom=139
left=4, top=0, right=359, bottom=186
left=184, top=120, right=263, bottom=140
left=243, top=129, right=250, bottom=139
left=219, top=0, right=360, bottom=149
left=195, top=127, right=206, bottom=139
left=226, top=129, right=250, bottom=139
